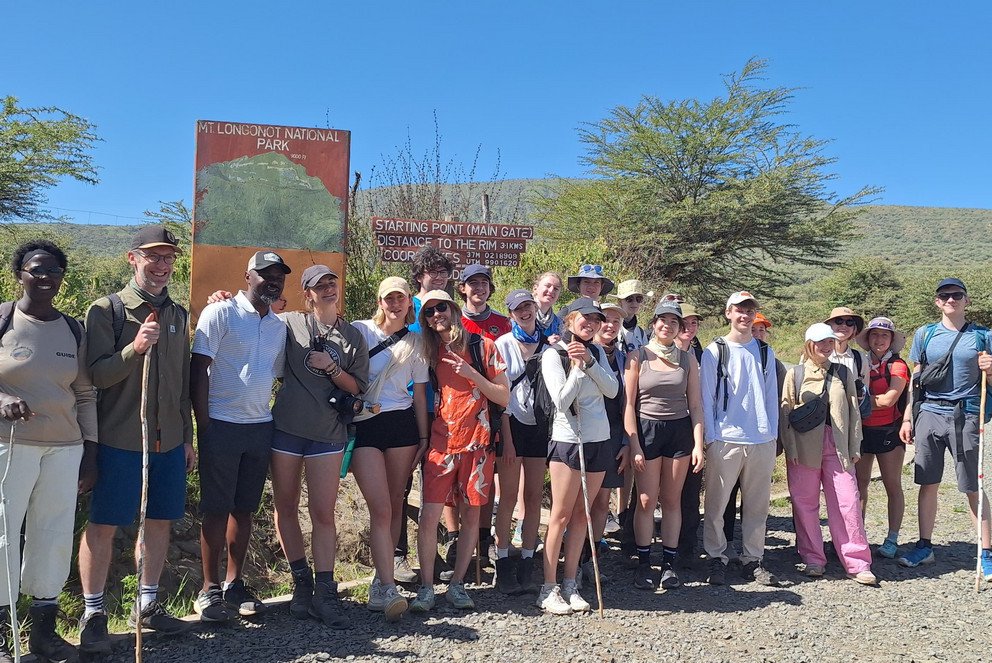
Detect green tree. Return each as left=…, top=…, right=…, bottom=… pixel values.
left=534, top=58, right=880, bottom=307
left=0, top=96, right=99, bottom=223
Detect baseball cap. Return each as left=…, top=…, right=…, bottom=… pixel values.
left=805, top=323, right=837, bottom=343
left=378, top=276, right=411, bottom=299
left=301, top=264, right=337, bottom=289
left=561, top=296, right=606, bottom=320
left=726, top=291, right=759, bottom=309
left=420, top=289, right=457, bottom=308
left=131, top=226, right=182, bottom=253
left=505, top=289, right=536, bottom=311
left=459, top=264, right=493, bottom=284
left=247, top=250, right=291, bottom=274
left=679, top=303, right=702, bottom=320
left=936, top=277, right=967, bottom=293
left=599, top=302, right=624, bottom=316
left=652, top=299, right=684, bottom=318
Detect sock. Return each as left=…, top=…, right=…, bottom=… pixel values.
left=289, top=558, right=312, bottom=584
left=32, top=597, right=58, bottom=607
left=885, top=530, right=899, bottom=544
left=636, top=545, right=651, bottom=565
left=918, top=538, right=932, bottom=549
left=315, top=571, right=334, bottom=585
left=445, top=530, right=459, bottom=544
left=83, top=592, right=105, bottom=617
left=662, top=546, right=678, bottom=567
left=521, top=548, right=534, bottom=559
left=496, top=548, right=509, bottom=559
left=138, top=584, right=158, bottom=610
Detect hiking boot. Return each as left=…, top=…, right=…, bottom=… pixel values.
left=28, top=604, right=77, bottom=663
left=494, top=557, right=522, bottom=595
left=224, top=579, right=266, bottom=617
left=633, top=562, right=655, bottom=590
left=898, top=543, right=935, bottom=568
left=706, top=558, right=726, bottom=585
left=393, top=555, right=418, bottom=584
left=561, top=579, right=590, bottom=612
left=537, top=584, right=571, bottom=615
left=660, top=564, right=681, bottom=590
left=290, top=576, right=314, bottom=620
left=439, top=569, right=455, bottom=583
left=128, top=600, right=187, bottom=634
left=516, top=556, right=538, bottom=594
left=446, top=582, right=475, bottom=610
left=742, top=561, right=779, bottom=586
left=409, top=586, right=435, bottom=613
left=877, top=539, right=899, bottom=559
left=803, top=564, right=825, bottom=578
left=78, top=611, right=111, bottom=654
left=194, top=586, right=233, bottom=622
left=848, top=570, right=878, bottom=585
left=381, top=584, right=408, bottom=622
left=367, top=577, right=385, bottom=612
left=310, top=580, right=350, bottom=629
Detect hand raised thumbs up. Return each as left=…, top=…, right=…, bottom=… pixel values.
left=133, top=310, right=161, bottom=355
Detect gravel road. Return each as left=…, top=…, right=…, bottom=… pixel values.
left=98, top=465, right=992, bottom=663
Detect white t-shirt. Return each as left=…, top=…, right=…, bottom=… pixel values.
left=495, top=332, right=537, bottom=426
left=352, top=320, right=428, bottom=413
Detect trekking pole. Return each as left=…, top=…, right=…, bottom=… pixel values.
left=2, top=422, right=21, bottom=663
left=574, top=417, right=605, bottom=618
left=977, top=369, right=987, bottom=593
left=135, top=311, right=157, bottom=662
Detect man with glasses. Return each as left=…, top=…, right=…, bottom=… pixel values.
left=77, top=226, right=194, bottom=653
left=899, top=278, right=992, bottom=579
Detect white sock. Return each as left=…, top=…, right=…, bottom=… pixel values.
left=83, top=592, right=105, bottom=617
left=139, top=584, right=158, bottom=610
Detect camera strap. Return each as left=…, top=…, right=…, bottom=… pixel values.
left=369, top=327, right=410, bottom=359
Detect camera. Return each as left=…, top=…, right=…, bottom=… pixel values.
left=328, top=388, right=380, bottom=424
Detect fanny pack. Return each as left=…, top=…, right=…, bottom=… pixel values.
left=788, top=364, right=836, bottom=434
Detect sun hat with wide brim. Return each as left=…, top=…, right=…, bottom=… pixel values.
left=855, top=316, right=906, bottom=354
left=824, top=306, right=865, bottom=334
left=567, top=264, right=615, bottom=296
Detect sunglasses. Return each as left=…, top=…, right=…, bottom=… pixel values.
left=832, top=317, right=859, bottom=327
left=936, top=291, right=965, bottom=302
left=423, top=301, right=449, bottom=317
left=625, top=295, right=644, bottom=304
left=580, top=264, right=603, bottom=275
left=21, top=266, right=66, bottom=277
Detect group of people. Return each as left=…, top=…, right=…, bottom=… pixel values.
left=1, top=233, right=990, bottom=661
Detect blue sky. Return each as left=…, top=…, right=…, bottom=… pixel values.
left=7, top=1, right=991, bottom=224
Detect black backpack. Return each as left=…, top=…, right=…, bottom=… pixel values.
left=0, top=301, right=83, bottom=348
left=714, top=337, right=768, bottom=411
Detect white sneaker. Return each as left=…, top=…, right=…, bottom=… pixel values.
left=381, top=584, right=407, bottom=622
left=367, top=577, right=384, bottom=612
left=537, top=583, right=571, bottom=615
left=561, top=579, right=590, bottom=613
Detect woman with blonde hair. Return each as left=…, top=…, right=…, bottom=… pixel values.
left=532, top=271, right=564, bottom=340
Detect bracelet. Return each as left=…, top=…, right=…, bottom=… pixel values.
left=329, top=365, right=342, bottom=379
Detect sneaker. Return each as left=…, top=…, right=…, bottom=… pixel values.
left=224, top=579, right=267, bottom=617
left=604, top=512, right=621, bottom=535
left=194, top=586, right=233, bottom=622
left=660, top=565, right=681, bottom=590
left=537, top=583, right=571, bottom=615
left=561, top=579, right=590, bottom=613
left=439, top=569, right=455, bottom=583
left=511, top=522, right=524, bottom=549
left=849, top=570, right=878, bottom=585
left=446, top=582, right=475, bottom=610
left=877, top=539, right=899, bottom=559
left=633, top=562, right=655, bottom=590
left=393, top=555, right=418, bottom=584
left=581, top=559, right=609, bottom=587
left=742, top=561, right=780, bottom=587
left=381, top=584, right=408, bottom=622
left=78, top=610, right=112, bottom=654
left=803, top=564, right=825, bottom=578
left=128, top=600, right=187, bottom=634
left=310, top=580, right=350, bottom=629
left=494, top=557, right=523, bottom=595
left=367, top=577, right=385, bottom=612
left=898, top=544, right=935, bottom=568
left=980, top=549, right=992, bottom=582
left=516, top=556, right=538, bottom=594
left=706, top=558, right=726, bottom=586
left=290, top=578, right=314, bottom=620
left=409, top=586, right=435, bottom=613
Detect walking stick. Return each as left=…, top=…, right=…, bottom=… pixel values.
left=2, top=422, right=21, bottom=663
left=977, top=369, right=987, bottom=593
left=135, top=311, right=157, bottom=662
left=574, top=411, right=605, bottom=618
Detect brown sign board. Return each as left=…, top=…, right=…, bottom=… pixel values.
left=372, top=216, right=532, bottom=268
left=190, top=120, right=351, bottom=322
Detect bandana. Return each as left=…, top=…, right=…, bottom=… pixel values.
left=462, top=306, right=491, bottom=322
left=623, top=316, right=638, bottom=330
left=648, top=338, right=682, bottom=365
left=129, top=278, right=171, bottom=309
left=511, top=321, right=542, bottom=345
left=870, top=350, right=894, bottom=373
left=536, top=306, right=561, bottom=337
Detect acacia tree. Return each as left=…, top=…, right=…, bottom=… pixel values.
left=0, top=96, right=99, bottom=223
left=534, top=58, right=880, bottom=304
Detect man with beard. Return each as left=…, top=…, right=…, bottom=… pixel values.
left=190, top=251, right=290, bottom=622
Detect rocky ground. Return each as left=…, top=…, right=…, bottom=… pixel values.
left=94, top=465, right=992, bottom=663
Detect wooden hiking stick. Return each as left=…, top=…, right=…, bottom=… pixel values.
left=977, top=369, right=987, bottom=592
left=574, top=413, right=604, bottom=618
left=135, top=310, right=157, bottom=661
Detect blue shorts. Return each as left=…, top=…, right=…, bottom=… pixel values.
left=272, top=429, right=345, bottom=458
left=89, top=443, right=187, bottom=526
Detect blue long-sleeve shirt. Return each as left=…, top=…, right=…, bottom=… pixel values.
left=699, top=337, right=779, bottom=445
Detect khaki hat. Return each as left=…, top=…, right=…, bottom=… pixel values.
left=420, top=289, right=456, bottom=307
left=599, top=302, right=624, bottom=317
left=679, top=302, right=701, bottom=320
left=378, top=276, right=411, bottom=299
left=611, top=280, right=654, bottom=301
left=824, top=306, right=865, bottom=333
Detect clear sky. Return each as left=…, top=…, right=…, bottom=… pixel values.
left=7, top=0, right=991, bottom=224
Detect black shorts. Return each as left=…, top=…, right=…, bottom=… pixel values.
left=354, top=407, right=420, bottom=452
left=508, top=416, right=549, bottom=459
left=638, top=416, right=693, bottom=460
left=198, top=419, right=273, bottom=515
left=548, top=439, right=609, bottom=473
left=601, top=424, right=626, bottom=489
left=861, top=425, right=904, bottom=455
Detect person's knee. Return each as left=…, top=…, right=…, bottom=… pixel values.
left=309, top=505, right=336, bottom=529
left=83, top=523, right=118, bottom=545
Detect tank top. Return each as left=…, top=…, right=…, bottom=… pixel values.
left=637, top=346, right=690, bottom=420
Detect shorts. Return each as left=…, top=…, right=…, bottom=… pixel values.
left=914, top=408, right=979, bottom=493
left=861, top=426, right=904, bottom=455
left=90, top=443, right=187, bottom=526
left=548, top=439, right=610, bottom=473
left=272, top=429, right=345, bottom=457
left=601, top=424, right=626, bottom=489
left=638, top=416, right=693, bottom=461
left=508, top=416, right=549, bottom=459
left=422, top=446, right=493, bottom=507
left=354, top=408, right=420, bottom=451
left=198, top=419, right=274, bottom=514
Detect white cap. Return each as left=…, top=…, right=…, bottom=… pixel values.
left=726, top=291, right=760, bottom=309
left=805, top=322, right=837, bottom=343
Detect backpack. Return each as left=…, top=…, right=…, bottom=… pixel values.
left=530, top=343, right=602, bottom=443
left=105, top=293, right=188, bottom=351
left=850, top=351, right=874, bottom=419
left=714, top=337, right=768, bottom=411
left=879, top=356, right=910, bottom=418
left=0, top=301, right=83, bottom=349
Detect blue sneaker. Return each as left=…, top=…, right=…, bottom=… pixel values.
left=877, top=539, right=899, bottom=559
left=981, top=550, right=992, bottom=582
left=898, top=544, right=935, bottom=568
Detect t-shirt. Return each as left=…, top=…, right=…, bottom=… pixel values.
left=462, top=309, right=511, bottom=341
left=192, top=291, right=286, bottom=424
left=699, top=337, right=779, bottom=445
left=863, top=357, right=910, bottom=427
left=495, top=332, right=537, bottom=425
left=431, top=336, right=505, bottom=454
left=909, top=322, right=992, bottom=415
left=353, top=320, right=428, bottom=413
left=620, top=323, right=648, bottom=353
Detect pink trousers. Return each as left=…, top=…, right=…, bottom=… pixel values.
left=787, top=426, right=872, bottom=573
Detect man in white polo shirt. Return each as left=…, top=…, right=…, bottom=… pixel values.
left=190, top=250, right=289, bottom=622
